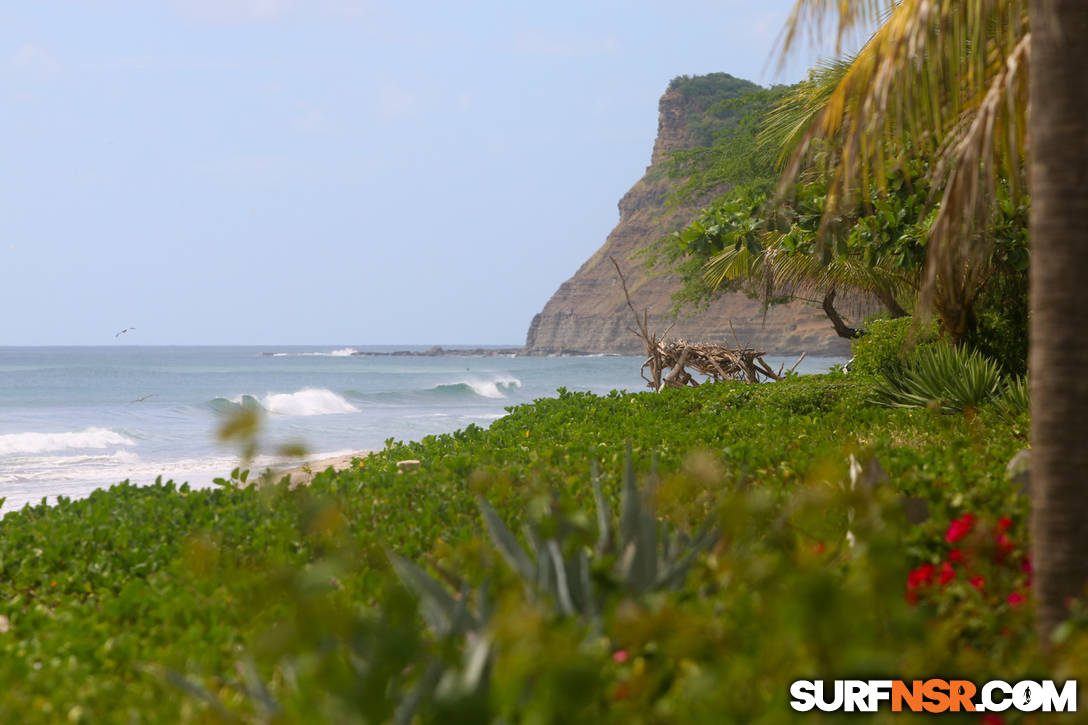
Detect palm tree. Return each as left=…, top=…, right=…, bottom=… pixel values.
left=776, top=0, right=1088, bottom=640
left=1026, top=0, right=1088, bottom=641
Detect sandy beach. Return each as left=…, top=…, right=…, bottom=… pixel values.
left=260, top=451, right=374, bottom=487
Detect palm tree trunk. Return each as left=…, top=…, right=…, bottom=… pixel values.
left=821, top=289, right=859, bottom=339
left=1029, top=0, right=1088, bottom=641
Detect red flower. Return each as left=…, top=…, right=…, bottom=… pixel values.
left=907, top=563, right=936, bottom=589
left=982, top=712, right=1007, bottom=724
left=612, top=649, right=629, bottom=664
left=995, top=533, right=1015, bottom=562
left=948, top=548, right=965, bottom=564
left=1008, top=591, right=1026, bottom=607
left=997, top=516, right=1013, bottom=532
left=939, top=560, right=957, bottom=585
left=905, top=590, right=919, bottom=605
left=969, top=575, right=985, bottom=591
left=946, top=514, right=975, bottom=543
left=1021, top=555, right=1032, bottom=574
left=812, top=541, right=826, bottom=555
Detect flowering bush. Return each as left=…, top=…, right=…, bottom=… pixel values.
left=905, top=511, right=1033, bottom=643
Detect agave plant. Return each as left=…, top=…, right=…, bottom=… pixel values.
left=170, top=454, right=720, bottom=723
left=383, top=452, right=719, bottom=720
left=991, top=375, right=1030, bottom=423
left=872, top=342, right=1005, bottom=413
left=395, top=452, right=718, bottom=630
left=486, top=455, right=718, bottom=622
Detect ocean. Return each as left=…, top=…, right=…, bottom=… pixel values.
left=0, top=346, right=844, bottom=512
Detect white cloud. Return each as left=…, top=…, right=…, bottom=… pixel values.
left=171, top=0, right=291, bottom=23
left=13, top=43, right=62, bottom=78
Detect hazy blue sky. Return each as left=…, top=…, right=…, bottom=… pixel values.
left=1, top=0, right=828, bottom=346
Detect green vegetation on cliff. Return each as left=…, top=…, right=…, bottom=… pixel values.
left=654, top=67, right=1029, bottom=375
left=666, top=73, right=766, bottom=149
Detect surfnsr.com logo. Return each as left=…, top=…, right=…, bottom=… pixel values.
left=790, top=679, right=1077, bottom=714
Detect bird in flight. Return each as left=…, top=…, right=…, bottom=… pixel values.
left=115, top=327, right=136, bottom=338
left=130, top=394, right=153, bottom=403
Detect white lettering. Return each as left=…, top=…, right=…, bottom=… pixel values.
left=982, top=681, right=1013, bottom=712
left=845, top=680, right=868, bottom=712
left=1014, top=681, right=1042, bottom=712
left=815, top=680, right=844, bottom=712
left=868, top=680, right=893, bottom=711
left=1041, top=680, right=1077, bottom=712
left=790, top=681, right=816, bottom=712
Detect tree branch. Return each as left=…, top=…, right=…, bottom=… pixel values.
left=822, top=289, right=860, bottom=339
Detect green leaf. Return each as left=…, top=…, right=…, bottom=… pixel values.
left=388, top=551, right=462, bottom=635
left=477, top=498, right=535, bottom=583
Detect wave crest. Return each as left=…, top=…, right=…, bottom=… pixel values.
left=211, top=388, right=359, bottom=417
left=262, top=388, right=359, bottom=415
left=260, top=348, right=359, bottom=357
left=433, top=376, right=521, bottom=399
left=0, top=427, right=136, bottom=456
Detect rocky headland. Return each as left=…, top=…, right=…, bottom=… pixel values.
left=524, top=74, right=852, bottom=357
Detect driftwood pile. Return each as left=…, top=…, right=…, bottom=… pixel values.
left=643, top=338, right=803, bottom=389
left=610, top=257, right=805, bottom=390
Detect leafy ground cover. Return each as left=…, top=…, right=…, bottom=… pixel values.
left=0, top=373, right=1048, bottom=722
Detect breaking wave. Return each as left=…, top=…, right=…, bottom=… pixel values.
left=0, top=428, right=137, bottom=456
left=210, top=388, right=360, bottom=417
left=432, top=376, right=521, bottom=399
left=259, top=348, right=359, bottom=357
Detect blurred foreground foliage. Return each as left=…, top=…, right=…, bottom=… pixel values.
left=0, top=374, right=1079, bottom=722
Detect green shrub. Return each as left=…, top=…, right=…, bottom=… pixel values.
left=170, top=453, right=1054, bottom=724
left=968, top=270, right=1029, bottom=376
left=992, top=375, right=1030, bottom=423
left=850, top=316, right=940, bottom=377
left=872, top=342, right=1005, bottom=413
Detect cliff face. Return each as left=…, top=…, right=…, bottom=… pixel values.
left=524, top=80, right=852, bottom=357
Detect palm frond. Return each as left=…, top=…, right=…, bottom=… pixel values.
left=702, top=229, right=917, bottom=314
left=774, top=0, right=1029, bottom=336
left=777, top=0, right=895, bottom=62
left=759, top=58, right=852, bottom=170
left=702, top=244, right=763, bottom=292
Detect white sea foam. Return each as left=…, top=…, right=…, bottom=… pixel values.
left=431, top=376, right=522, bottom=399
left=259, top=388, right=360, bottom=416
left=465, top=376, right=521, bottom=399
left=465, top=413, right=506, bottom=421
left=0, top=449, right=359, bottom=509
left=0, top=428, right=136, bottom=456
left=263, top=348, right=360, bottom=357
left=0, top=451, right=142, bottom=482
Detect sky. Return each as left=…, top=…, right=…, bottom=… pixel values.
left=0, top=0, right=829, bottom=346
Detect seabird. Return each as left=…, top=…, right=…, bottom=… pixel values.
left=115, top=327, right=136, bottom=338
left=130, top=394, right=153, bottom=403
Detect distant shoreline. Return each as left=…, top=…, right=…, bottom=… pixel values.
left=257, top=345, right=526, bottom=358
left=254, top=346, right=632, bottom=358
